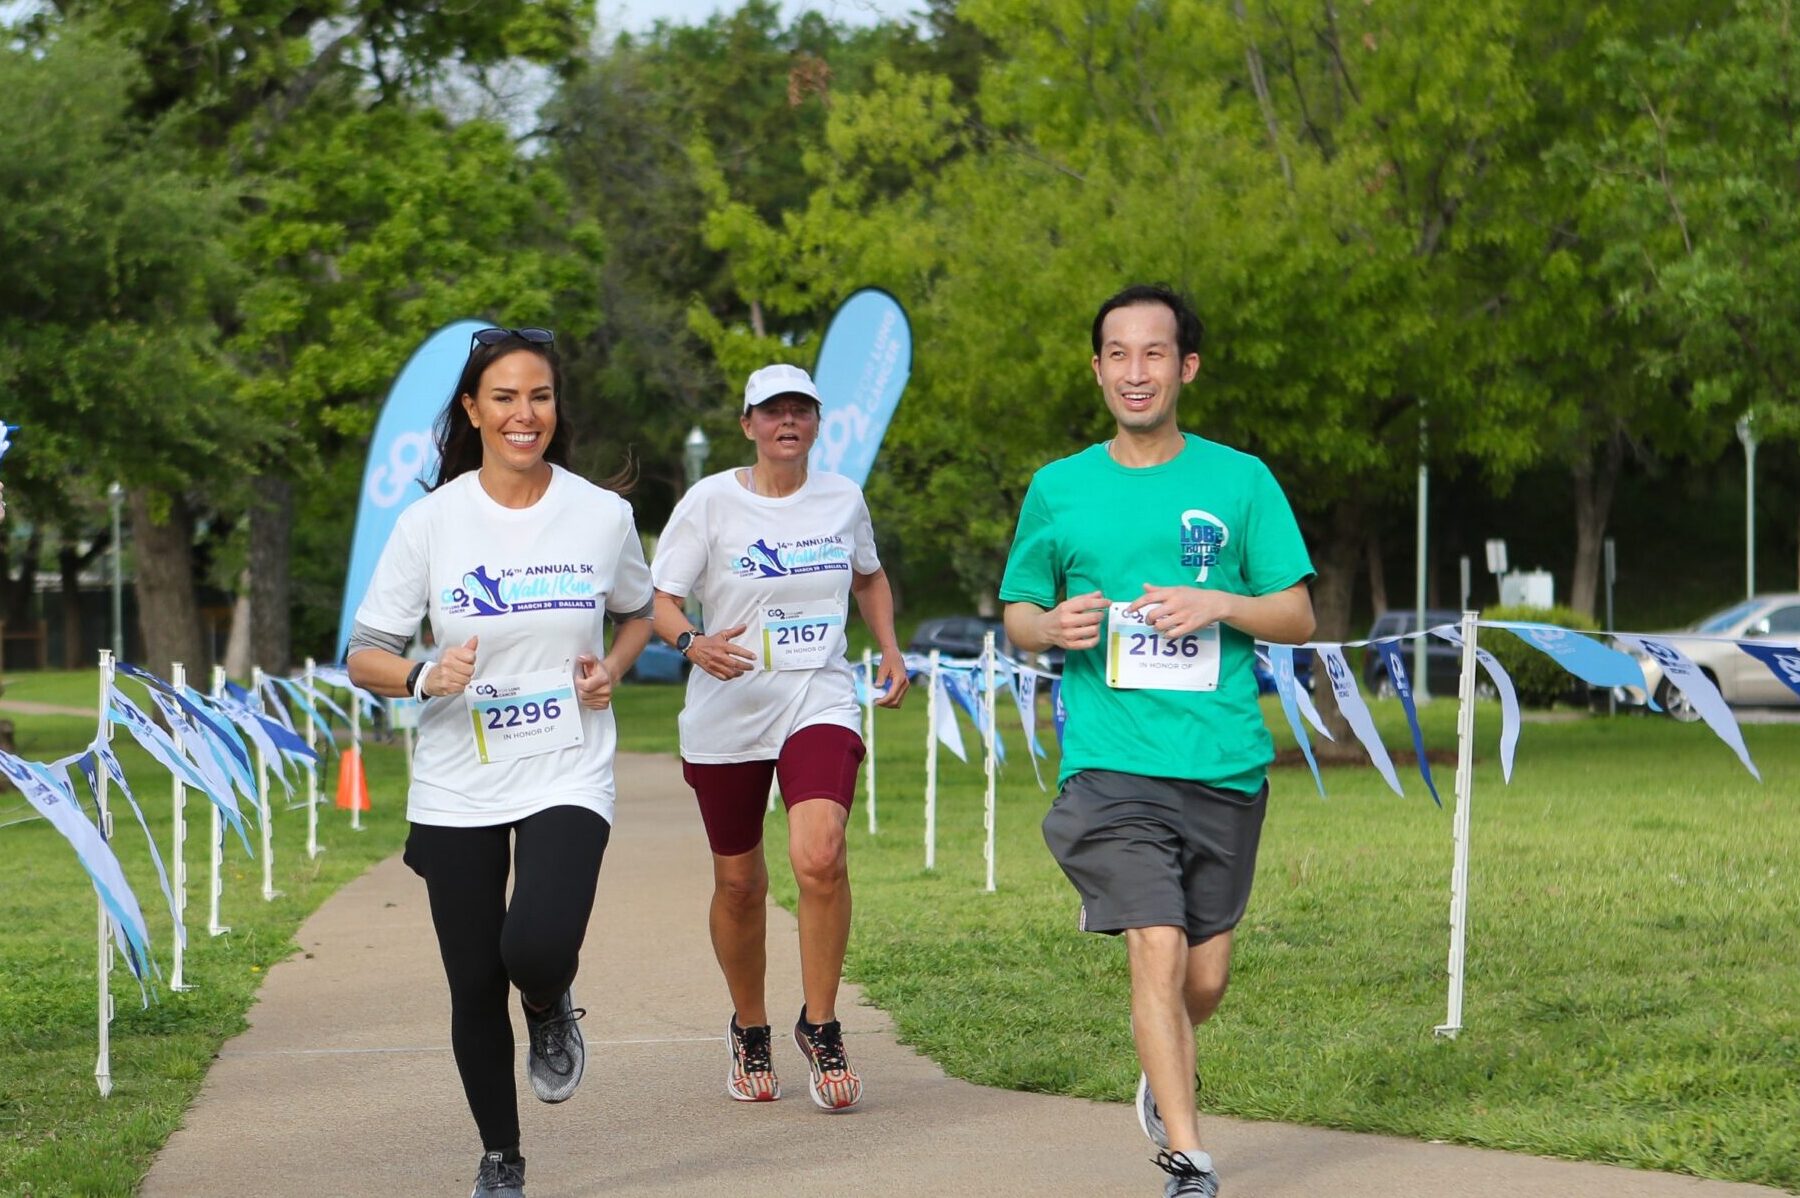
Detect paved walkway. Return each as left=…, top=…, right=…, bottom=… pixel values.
left=142, top=753, right=1783, bottom=1198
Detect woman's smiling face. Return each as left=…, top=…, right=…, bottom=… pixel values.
left=461, top=349, right=557, bottom=475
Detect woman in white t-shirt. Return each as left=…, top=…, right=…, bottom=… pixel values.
left=651, top=363, right=908, bottom=1112
left=347, top=327, right=653, bottom=1198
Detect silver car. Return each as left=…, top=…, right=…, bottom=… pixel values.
left=1615, top=593, right=1800, bottom=721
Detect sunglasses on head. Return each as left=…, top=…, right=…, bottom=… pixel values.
left=471, top=326, right=555, bottom=349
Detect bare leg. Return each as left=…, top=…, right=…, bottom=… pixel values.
left=1184, top=931, right=1234, bottom=1027
left=786, top=798, right=850, bottom=1023
left=710, top=846, right=769, bottom=1026
left=1127, top=925, right=1204, bottom=1155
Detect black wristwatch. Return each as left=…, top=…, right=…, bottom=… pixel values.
left=404, top=661, right=426, bottom=698
left=675, top=630, right=697, bottom=657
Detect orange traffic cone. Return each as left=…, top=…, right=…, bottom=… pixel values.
left=334, top=746, right=370, bottom=811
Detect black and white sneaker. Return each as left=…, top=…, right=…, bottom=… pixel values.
left=523, top=989, right=586, bottom=1104
left=1154, top=1148, right=1220, bottom=1198
left=471, top=1151, right=526, bottom=1198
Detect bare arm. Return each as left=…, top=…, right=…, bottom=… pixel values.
left=1127, top=581, right=1315, bottom=644
left=348, top=635, right=480, bottom=699
left=1004, top=591, right=1110, bottom=654
left=604, top=615, right=653, bottom=680
left=850, top=567, right=909, bottom=708
left=651, top=588, right=754, bottom=681
left=573, top=615, right=654, bottom=710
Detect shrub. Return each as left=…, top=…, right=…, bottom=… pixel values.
left=1479, top=604, right=1604, bottom=709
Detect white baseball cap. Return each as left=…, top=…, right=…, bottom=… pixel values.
left=742, top=363, right=822, bottom=414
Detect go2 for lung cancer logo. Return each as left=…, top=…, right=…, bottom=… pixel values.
left=442, top=562, right=598, bottom=617
left=1180, top=509, right=1230, bottom=582
left=733, top=536, right=851, bottom=579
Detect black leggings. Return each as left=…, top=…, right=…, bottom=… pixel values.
left=403, top=804, right=611, bottom=1153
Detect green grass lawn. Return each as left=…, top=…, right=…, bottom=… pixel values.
left=1, top=669, right=1795, bottom=1193
left=0, top=671, right=417, bottom=1196
left=771, top=692, right=1799, bottom=1193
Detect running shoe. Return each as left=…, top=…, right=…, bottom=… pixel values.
left=727, top=1015, right=781, bottom=1101
left=793, top=1006, right=862, bottom=1110
left=1136, top=1069, right=1203, bottom=1148
left=1154, top=1148, right=1220, bottom=1198
left=471, top=1151, right=526, bottom=1198
left=523, top=989, right=586, bottom=1104
left=1136, top=1071, right=1168, bottom=1148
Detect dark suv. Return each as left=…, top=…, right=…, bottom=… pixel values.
left=1362, top=609, right=1464, bottom=697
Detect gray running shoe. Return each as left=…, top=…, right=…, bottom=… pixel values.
left=1155, top=1148, right=1220, bottom=1198
left=523, top=989, right=586, bottom=1103
left=1136, top=1070, right=1203, bottom=1148
left=471, top=1150, right=526, bottom=1198
left=1136, top=1071, right=1168, bottom=1148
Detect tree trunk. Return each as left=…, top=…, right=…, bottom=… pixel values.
left=59, top=529, right=111, bottom=669
left=59, top=538, right=82, bottom=669
left=1568, top=433, right=1624, bottom=619
left=9, top=526, right=42, bottom=625
left=1308, top=497, right=1364, bottom=760
left=129, top=488, right=207, bottom=678
left=248, top=474, right=293, bottom=673
left=1365, top=528, right=1387, bottom=615
left=225, top=580, right=253, bottom=680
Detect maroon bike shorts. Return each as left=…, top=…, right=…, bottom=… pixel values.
left=680, top=723, right=867, bottom=857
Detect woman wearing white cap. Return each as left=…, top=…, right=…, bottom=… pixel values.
left=651, top=362, right=908, bottom=1110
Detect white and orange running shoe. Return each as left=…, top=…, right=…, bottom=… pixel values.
left=727, top=1016, right=780, bottom=1102
left=793, top=1006, right=862, bottom=1111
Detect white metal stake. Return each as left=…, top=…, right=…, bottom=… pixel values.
left=95, top=650, right=116, bottom=1097
left=169, top=663, right=193, bottom=991
left=304, top=658, right=321, bottom=859
left=982, top=633, right=997, bottom=893
left=862, top=647, right=877, bottom=835
left=349, top=677, right=364, bottom=832
left=207, top=665, right=230, bottom=938
left=1435, top=609, right=1481, bottom=1039
left=252, top=667, right=281, bottom=900
left=924, top=649, right=940, bottom=871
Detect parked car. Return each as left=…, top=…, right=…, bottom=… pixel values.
left=909, top=615, right=1007, bottom=660
left=626, top=638, right=690, bottom=684
left=1614, top=593, right=1800, bottom=721
left=1255, top=646, right=1314, bottom=695
left=1363, top=608, right=1465, bottom=697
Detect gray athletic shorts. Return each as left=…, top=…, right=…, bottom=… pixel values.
left=1041, top=769, right=1268, bottom=945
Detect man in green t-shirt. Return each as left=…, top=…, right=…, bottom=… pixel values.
left=1001, top=284, right=1315, bottom=1198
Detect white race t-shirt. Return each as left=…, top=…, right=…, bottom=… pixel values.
left=652, top=469, right=880, bottom=762
left=354, top=465, right=653, bottom=826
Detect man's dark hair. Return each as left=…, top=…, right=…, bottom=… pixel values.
left=1090, top=284, right=1205, bottom=359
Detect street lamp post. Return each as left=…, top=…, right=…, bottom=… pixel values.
left=683, top=425, right=711, bottom=496
left=107, top=482, right=123, bottom=661
left=1736, top=415, right=1757, bottom=599
left=1413, top=410, right=1431, bottom=702
left=681, top=428, right=711, bottom=623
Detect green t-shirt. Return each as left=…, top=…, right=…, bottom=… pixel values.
left=999, top=434, right=1314, bottom=792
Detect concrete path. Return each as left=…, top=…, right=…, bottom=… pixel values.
left=142, top=753, right=1783, bottom=1198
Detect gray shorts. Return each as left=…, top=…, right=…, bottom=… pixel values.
left=1042, top=769, right=1268, bottom=945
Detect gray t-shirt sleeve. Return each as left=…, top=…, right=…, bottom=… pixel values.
left=346, top=621, right=410, bottom=659
left=609, top=597, right=654, bottom=623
